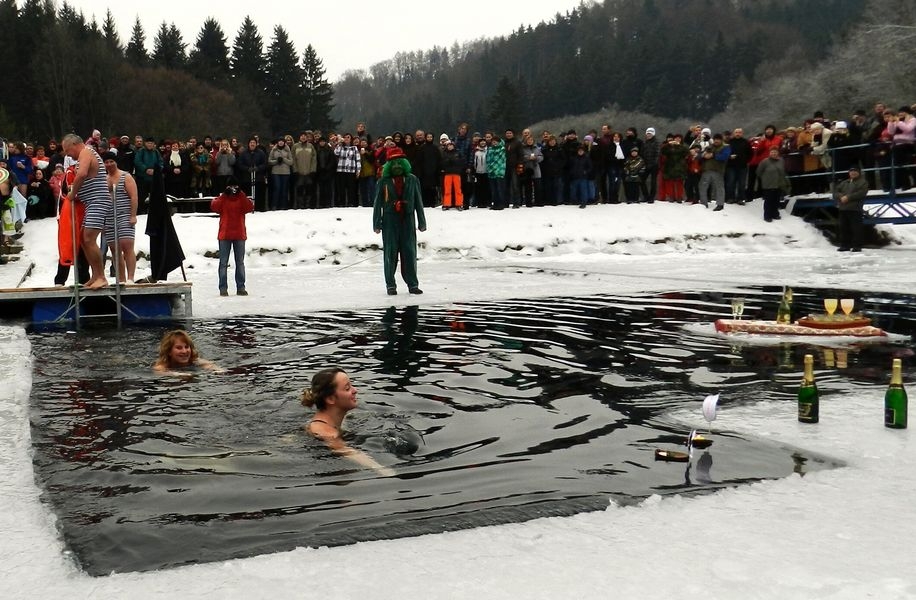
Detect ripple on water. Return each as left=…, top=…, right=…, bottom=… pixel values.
left=26, top=288, right=915, bottom=575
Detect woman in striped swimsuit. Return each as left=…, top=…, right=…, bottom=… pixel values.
left=101, top=152, right=138, bottom=283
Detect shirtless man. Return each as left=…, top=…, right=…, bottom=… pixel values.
left=61, top=133, right=110, bottom=289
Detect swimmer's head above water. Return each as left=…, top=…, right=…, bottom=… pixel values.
left=154, top=329, right=199, bottom=370
left=301, top=367, right=356, bottom=412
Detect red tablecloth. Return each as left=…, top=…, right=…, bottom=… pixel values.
left=714, top=319, right=887, bottom=337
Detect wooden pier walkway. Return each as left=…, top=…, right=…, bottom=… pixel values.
left=0, top=282, right=193, bottom=324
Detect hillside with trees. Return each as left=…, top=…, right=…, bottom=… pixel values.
left=0, top=0, right=337, bottom=142
left=334, top=0, right=915, bottom=135
left=2, top=0, right=914, bottom=143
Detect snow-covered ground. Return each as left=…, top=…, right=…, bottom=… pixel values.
left=2, top=200, right=915, bottom=599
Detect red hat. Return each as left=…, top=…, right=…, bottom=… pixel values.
left=386, top=146, right=406, bottom=161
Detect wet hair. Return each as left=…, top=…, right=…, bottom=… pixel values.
left=301, top=367, right=347, bottom=409
left=156, top=330, right=199, bottom=367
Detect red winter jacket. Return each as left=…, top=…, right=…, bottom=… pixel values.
left=750, top=134, right=784, bottom=166
left=211, top=190, right=254, bottom=240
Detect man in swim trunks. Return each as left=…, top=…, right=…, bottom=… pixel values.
left=62, top=133, right=110, bottom=289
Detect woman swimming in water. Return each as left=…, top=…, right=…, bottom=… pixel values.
left=302, top=367, right=394, bottom=476
left=153, top=329, right=219, bottom=374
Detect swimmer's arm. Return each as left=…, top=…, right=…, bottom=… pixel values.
left=125, top=173, right=138, bottom=224
left=196, top=358, right=225, bottom=373
left=69, top=147, right=94, bottom=199
left=307, top=424, right=395, bottom=476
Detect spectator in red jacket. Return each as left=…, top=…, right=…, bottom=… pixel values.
left=748, top=125, right=783, bottom=199
left=211, top=177, right=254, bottom=296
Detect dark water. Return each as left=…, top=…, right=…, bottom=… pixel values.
left=28, top=288, right=915, bottom=575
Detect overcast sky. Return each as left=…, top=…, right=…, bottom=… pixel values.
left=62, top=0, right=588, bottom=81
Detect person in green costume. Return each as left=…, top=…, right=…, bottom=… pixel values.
left=372, top=147, right=427, bottom=295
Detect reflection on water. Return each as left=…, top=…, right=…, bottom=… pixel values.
left=28, top=288, right=915, bottom=575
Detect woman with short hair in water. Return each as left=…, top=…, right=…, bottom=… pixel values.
left=153, top=329, right=218, bottom=373
left=302, top=367, right=394, bottom=476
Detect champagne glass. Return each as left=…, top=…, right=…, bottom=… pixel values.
left=824, top=298, right=838, bottom=318
left=731, top=297, right=745, bottom=320
left=840, top=298, right=854, bottom=316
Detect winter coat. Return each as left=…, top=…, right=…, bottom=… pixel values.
left=134, top=147, right=163, bottom=182
left=268, top=145, right=293, bottom=175
left=417, top=143, right=441, bottom=188
left=834, top=175, right=869, bottom=212
left=521, top=143, right=543, bottom=178
left=641, top=137, right=660, bottom=168
left=701, top=143, right=731, bottom=174
left=827, top=132, right=858, bottom=173
left=486, top=141, right=507, bottom=178
left=568, top=153, right=593, bottom=180
left=888, top=115, right=916, bottom=145
left=623, top=156, right=646, bottom=182
left=540, top=144, right=566, bottom=178
left=728, top=137, right=752, bottom=167
left=214, top=149, right=236, bottom=177
left=660, top=142, right=689, bottom=179
left=755, top=157, right=790, bottom=193
left=780, top=136, right=803, bottom=174
left=440, top=148, right=465, bottom=175
left=293, top=142, right=317, bottom=175
left=474, top=148, right=488, bottom=174
left=237, top=147, right=267, bottom=179
left=810, top=127, right=834, bottom=169
left=749, top=134, right=782, bottom=167
left=211, top=189, right=254, bottom=240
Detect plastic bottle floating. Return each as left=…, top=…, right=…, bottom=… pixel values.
left=383, top=423, right=424, bottom=456
left=654, top=448, right=689, bottom=462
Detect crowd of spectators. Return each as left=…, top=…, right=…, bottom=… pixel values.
left=3, top=101, right=914, bottom=224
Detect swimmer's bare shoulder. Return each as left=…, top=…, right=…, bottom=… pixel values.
left=197, top=358, right=224, bottom=373
left=306, top=419, right=341, bottom=445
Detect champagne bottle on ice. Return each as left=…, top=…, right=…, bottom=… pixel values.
left=777, top=287, right=793, bottom=324
left=885, top=358, right=907, bottom=429
left=798, top=354, right=819, bottom=423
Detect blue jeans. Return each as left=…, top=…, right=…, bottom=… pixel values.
left=488, top=176, right=507, bottom=209
left=725, top=165, right=747, bottom=202
left=570, top=178, right=591, bottom=206
left=218, top=239, right=246, bottom=291
left=270, top=174, right=289, bottom=210
left=358, top=176, right=376, bottom=207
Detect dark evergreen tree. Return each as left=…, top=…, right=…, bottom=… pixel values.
left=101, top=9, right=122, bottom=55
left=301, top=44, right=337, bottom=131
left=125, top=16, right=148, bottom=67
left=87, top=16, right=100, bottom=39
left=488, top=76, right=521, bottom=130
left=57, top=1, right=91, bottom=40
left=230, top=16, right=265, bottom=90
left=152, top=21, right=186, bottom=69
left=263, top=25, right=303, bottom=135
left=188, top=17, right=230, bottom=86
left=20, top=0, right=55, bottom=35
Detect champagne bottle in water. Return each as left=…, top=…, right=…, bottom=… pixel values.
left=777, top=287, right=793, bottom=324
left=885, top=358, right=907, bottom=429
left=798, top=354, right=819, bottom=423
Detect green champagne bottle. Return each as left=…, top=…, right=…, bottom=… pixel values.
left=885, top=358, right=907, bottom=429
left=798, top=354, right=819, bottom=423
left=777, top=287, right=793, bottom=324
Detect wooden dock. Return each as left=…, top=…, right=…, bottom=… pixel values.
left=0, top=282, right=193, bottom=324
